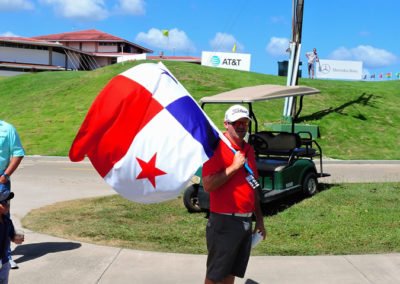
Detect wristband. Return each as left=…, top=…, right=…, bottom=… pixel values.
left=1, top=172, right=10, bottom=180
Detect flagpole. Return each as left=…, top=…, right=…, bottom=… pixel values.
left=162, top=29, right=169, bottom=56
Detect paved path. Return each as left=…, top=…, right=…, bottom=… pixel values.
left=8, top=157, right=400, bottom=283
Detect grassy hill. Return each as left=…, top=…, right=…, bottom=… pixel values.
left=1, top=60, right=399, bottom=159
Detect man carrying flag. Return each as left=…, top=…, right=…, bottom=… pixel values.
left=202, top=105, right=266, bottom=284
left=69, top=62, right=265, bottom=282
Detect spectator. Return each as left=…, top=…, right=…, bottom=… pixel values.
left=0, top=120, right=25, bottom=269
left=0, top=190, right=24, bottom=283
left=305, top=48, right=319, bottom=79
left=202, top=105, right=266, bottom=284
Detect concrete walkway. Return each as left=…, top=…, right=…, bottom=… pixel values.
left=8, top=157, right=400, bottom=284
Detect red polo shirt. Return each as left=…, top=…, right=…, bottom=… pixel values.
left=202, top=133, right=258, bottom=214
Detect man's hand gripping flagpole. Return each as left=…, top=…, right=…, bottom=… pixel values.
left=219, top=135, right=260, bottom=190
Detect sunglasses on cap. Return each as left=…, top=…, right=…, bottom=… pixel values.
left=228, top=120, right=249, bottom=127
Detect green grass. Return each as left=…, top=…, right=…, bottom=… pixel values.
left=5, top=62, right=399, bottom=256
left=22, top=183, right=400, bottom=255
left=1, top=60, right=399, bottom=159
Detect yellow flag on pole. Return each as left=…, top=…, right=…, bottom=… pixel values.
left=232, top=44, right=237, bottom=53
left=162, top=30, right=169, bottom=37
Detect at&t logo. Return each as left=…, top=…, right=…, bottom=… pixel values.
left=210, top=56, right=220, bottom=66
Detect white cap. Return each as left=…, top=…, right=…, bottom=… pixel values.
left=224, top=105, right=251, bottom=122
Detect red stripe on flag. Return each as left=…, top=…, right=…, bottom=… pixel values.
left=69, top=75, right=164, bottom=177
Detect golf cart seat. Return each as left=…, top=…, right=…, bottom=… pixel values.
left=249, top=131, right=318, bottom=158
left=249, top=131, right=301, bottom=156
left=254, top=158, right=291, bottom=175
left=249, top=131, right=300, bottom=175
left=249, top=131, right=322, bottom=176
left=295, top=131, right=318, bottom=157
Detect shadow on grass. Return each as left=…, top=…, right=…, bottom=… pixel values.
left=197, top=183, right=336, bottom=219
left=261, top=183, right=335, bottom=217
left=297, top=93, right=378, bottom=122
left=12, top=242, right=81, bottom=264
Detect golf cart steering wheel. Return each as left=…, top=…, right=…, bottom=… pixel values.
left=249, top=133, right=269, bottom=152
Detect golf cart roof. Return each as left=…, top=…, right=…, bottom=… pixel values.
left=200, top=84, right=320, bottom=103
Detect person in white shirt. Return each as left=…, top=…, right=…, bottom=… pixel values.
left=305, top=48, right=319, bottom=79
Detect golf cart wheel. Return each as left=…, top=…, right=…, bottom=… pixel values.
left=302, top=172, right=318, bottom=196
left=183, top=185, right=202, bottom=213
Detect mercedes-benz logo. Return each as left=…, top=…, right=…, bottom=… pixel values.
left=320, top=64, right=330, bottom=74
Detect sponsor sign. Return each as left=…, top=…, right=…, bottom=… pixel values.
left=201, top=51, right=251, bottom=71
left=316, top=59, right=363, bottom=80
left=117, top=53, right=147, bottom=62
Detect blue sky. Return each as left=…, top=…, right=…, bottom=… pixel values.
left=1, top=0, right=399, bottom=79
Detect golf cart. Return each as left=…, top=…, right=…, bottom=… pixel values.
left=183, top=84, right=330, bottom=213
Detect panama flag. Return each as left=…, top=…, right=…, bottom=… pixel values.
left=69, top=62, right=225, bottom=203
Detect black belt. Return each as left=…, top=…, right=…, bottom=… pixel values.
left=218, top=212, right=253, bottom=217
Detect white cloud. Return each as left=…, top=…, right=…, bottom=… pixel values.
left=0, top=31, right=19, bottom=37
left=209, top=32, right=244, bottom=53
left=328, top=45, right=397, bottom=68
left=114, top=0, right=145, bottom=15
left=265, top=37, right=289, bottom=57
left=135, top=28, right=196, bottom=54
left=40, top=0, right=108, bottom=22
left=0, top=0, right=34, bottom=11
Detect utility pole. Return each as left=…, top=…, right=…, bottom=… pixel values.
left=282, top=0, right=304, bottom=120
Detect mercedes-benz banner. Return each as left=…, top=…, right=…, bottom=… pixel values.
left=316, top=59, right=363, bottom=80
left=201, top=51, right=251, bottom=72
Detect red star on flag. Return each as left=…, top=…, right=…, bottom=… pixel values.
left=136, top=153, right=167, bottom=188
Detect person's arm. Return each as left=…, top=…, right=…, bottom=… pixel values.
left=0, top=156, right=23, bottom=184
left=247, top=147, right=266, bottom=239
left=253, top=190, right=266, bottom=239
left=203, top=151, right=245, bottom=193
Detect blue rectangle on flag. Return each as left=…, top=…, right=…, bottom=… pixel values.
left=166, top=96, right=220, bottom=158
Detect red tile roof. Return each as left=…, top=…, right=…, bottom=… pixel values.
left=0, top=37, right=57, bottom=44
left=31, top=29, right=153, bottom=53
left=91, top=52, right=137, bottom=56
left=32, top=29, right=123, bottom=42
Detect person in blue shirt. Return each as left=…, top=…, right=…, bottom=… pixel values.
left=0, top=120, right=25, bottom=269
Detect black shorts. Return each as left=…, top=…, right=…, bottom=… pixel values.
left=206, top=212, right=252, bottom=282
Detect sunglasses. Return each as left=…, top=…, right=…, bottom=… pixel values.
left=0, top=200, right=10, bottom=206
left=229, top=120, right=249, bottom=127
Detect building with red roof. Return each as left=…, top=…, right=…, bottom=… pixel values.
left=0, top=29, right=201, bottom=76
left=0, top=36, right=94, bottom=76
left=0, top=29, right=153, bottom=76
left=32, top=29, right=153, bottom=67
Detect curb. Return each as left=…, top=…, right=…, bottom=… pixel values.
left=25, top=155, right=400, bottom=165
